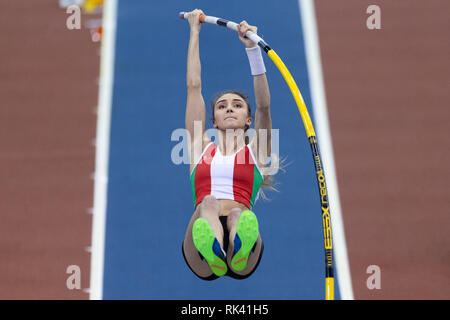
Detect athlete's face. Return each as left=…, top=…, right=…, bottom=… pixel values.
left=213, top=93, right=252, bottom=131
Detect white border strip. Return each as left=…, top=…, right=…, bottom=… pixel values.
left=89, top=0, right=118, bottom=300
left=298, top=0, right=354, bottom=300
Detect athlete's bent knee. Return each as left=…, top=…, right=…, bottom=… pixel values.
left=229, top=208, right=242, bottom=217
left=201, top=195, right=220, bottom=212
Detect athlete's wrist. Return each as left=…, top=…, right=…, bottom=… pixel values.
left=245, top=45, right=266, bottom=76
left=190, top=28, right=200, bottom=36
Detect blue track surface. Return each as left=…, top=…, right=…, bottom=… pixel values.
left=103, top=0, right=340, bottom=299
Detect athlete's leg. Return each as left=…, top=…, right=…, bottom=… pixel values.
left=226, top=208, right=264, bottom=278
left=196, top=195, right=225, bottom=248
left=182, top=195, right=226, bottom=279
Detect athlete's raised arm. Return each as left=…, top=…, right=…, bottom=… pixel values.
left=185, top=9, right=209, bottom=164
left=238, top=21, right=272, bottom=166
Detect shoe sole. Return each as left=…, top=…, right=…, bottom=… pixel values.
left=192, top=218, right=227, bottom=277
left=231, top=210, right=259, bottom=272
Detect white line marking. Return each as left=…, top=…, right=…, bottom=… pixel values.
left=298, top=0, right=354, bottom=300
left=89, top=0, right=118, bottom=301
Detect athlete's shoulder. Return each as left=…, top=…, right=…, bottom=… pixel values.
left=201, top=132, right=213, bottom=151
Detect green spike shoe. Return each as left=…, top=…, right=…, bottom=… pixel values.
left=230, top=210, right=259, bottom=272
left=192, top=218, right=227, bottom=277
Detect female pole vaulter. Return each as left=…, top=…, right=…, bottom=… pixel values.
left=181, top=9, right=279, bottom=280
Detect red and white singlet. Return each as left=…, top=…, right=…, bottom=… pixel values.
left=190, top=142, right=263, bottom=210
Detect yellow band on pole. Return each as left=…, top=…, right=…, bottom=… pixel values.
left=326, top=277, right=334, bottom=300
left=266, top=49, right=316, bottom=138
